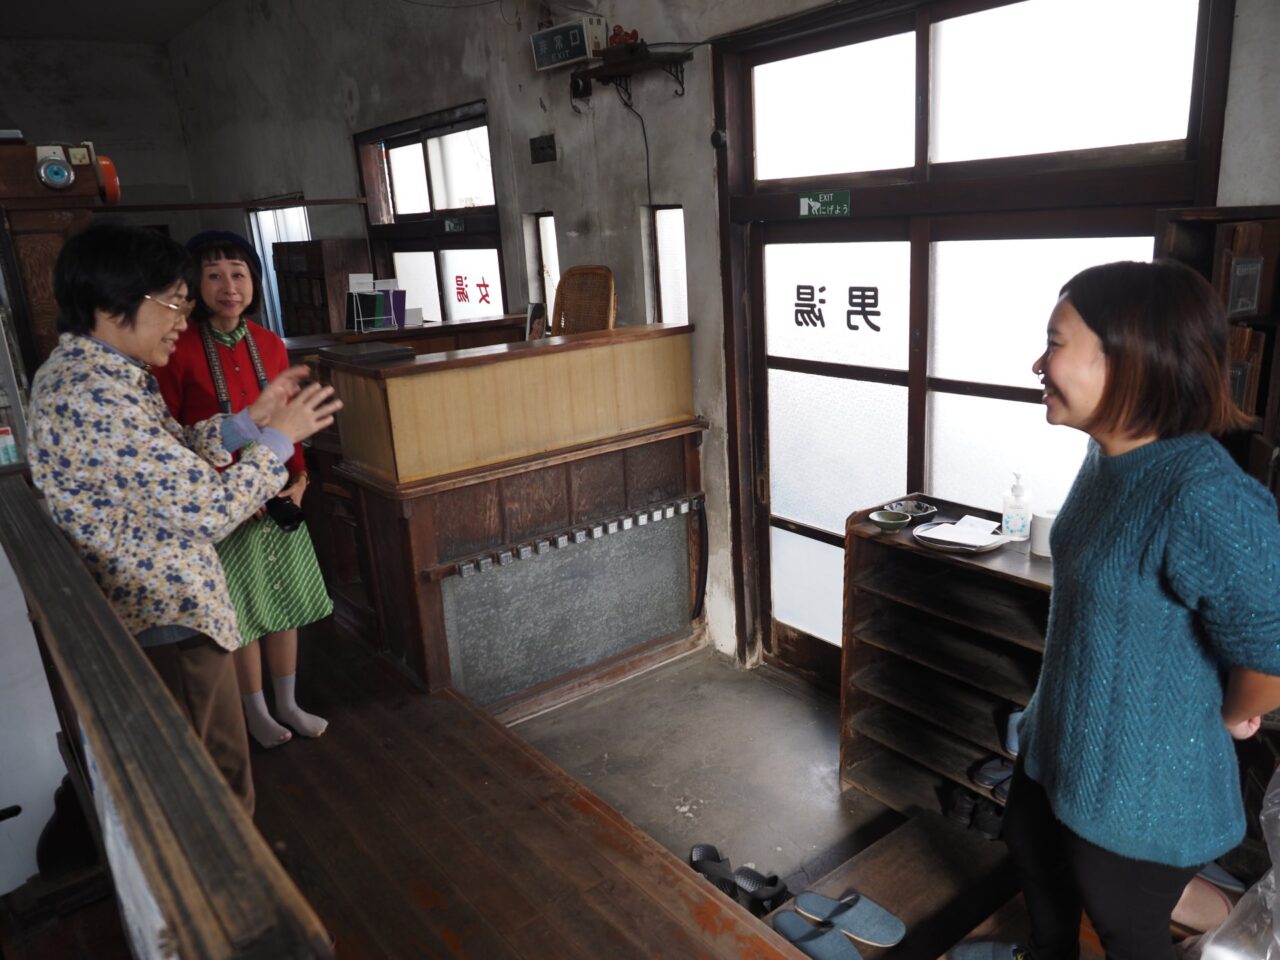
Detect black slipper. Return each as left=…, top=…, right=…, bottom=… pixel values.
left=733, top=865, right=790, bottom=916
left=690, top=843, right=737, bottom=897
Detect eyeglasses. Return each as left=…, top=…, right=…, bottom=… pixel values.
left=143, top=294, right=195, bottom=318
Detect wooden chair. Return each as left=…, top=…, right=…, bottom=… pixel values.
left=550, top=265, right=616, bottom=335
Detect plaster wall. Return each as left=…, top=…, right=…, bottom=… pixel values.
left=169, top=0, right=827, bottom=658
left=1218, top=0, right=1280, bottom=205
left=0, top=38, right=200, bottom=238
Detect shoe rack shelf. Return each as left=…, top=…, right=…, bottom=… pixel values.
left=841, top=495, right=1053, bottom=817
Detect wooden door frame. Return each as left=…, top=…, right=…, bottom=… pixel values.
left=712, top=0, right=1236, bottom=668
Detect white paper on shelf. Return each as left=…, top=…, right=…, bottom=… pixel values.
left=373, top=278, right=399, bottom=291
left=348, top=273, right=374, bottom=293
left=919, top=514, right=1004, bottom=547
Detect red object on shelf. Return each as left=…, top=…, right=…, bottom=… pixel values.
left=97, top=155, right=121, bottom=205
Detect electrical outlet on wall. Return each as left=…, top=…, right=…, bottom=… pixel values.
left=530, top=134, right=557, bottom=164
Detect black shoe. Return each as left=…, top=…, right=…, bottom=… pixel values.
left=972, top=799, right=1003, bottom=840
left=946, top=785, right=979, bottom=826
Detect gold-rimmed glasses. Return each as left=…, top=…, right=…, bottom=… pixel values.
left=143, top=294, right=195, bottom=318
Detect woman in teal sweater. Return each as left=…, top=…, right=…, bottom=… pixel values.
left=957, top=260, right=1280, bottom=960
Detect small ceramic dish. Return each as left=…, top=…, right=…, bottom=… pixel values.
left=868, top=510, right=911, bottom=532
left=885, top=499, right=938, bottom=526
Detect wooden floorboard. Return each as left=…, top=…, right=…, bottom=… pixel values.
left=300, top=638, right=719, bottom=960
left=249, top=627, right=804, bottom=960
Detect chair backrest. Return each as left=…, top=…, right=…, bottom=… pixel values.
left=550, top=265, right=616, bottom=335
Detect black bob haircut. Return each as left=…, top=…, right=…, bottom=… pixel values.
left=188, top=236, right=262, bottom=321
left=54, top=222, right=191, bottom=335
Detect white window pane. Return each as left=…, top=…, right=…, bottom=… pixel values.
left=388, top=143, right=431, bottom=215
left=538, top=215, right=560, bottom=306
left=656, top=208, right=688, bottom=326
left=427, top=127, right=495, bottom=209
left=393, top=251, right=443, bottom=324
left=754, top=31, right=915, bottom=180
left=770, top=527, right=844, bottom=646
left=250, top=206, right=310, bottom=336
left=927, top=393, right=1088, bottom=514
left=769, top=369, right=908, bottom=534
left=931, top=236, right=1153, bottom=387
left=439, top=248, right=503, bottom=321
left=765, top=242, right=909, bottom=370
left=932, top=0, right=1199, bottom=163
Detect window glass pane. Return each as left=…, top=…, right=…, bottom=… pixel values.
left=393, top=251, right=443, bottom=324
left=765, top=242, right=909, bottom=370
left=538, top=215, right=560, bottom=307
left=388, top=143, right=431, bottom=215
left=932, top=0, right=1199, bottom=162
left=427, top=127, right=495, bottom=209
left=770, top=527, right=844, bottom=646
left=769, top=369, right=908, bottom=534
left=931, top=236, right=1153, bottom=387
left=250, top=206, right=310, bottom=336
left=753, top=31, right=915, bottom=180
left=655, top=208, right=688, bottom=326
left=927, top=393, right=1088, bottom=514
left=439, top=248, right=503, bottom=321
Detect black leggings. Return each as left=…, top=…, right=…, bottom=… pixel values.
left=1003, top=763, right=1199, bottom=960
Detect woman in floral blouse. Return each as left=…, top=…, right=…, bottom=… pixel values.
left=28, top=222, right=341, bottom=812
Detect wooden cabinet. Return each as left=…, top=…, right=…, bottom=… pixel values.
left=840, top=496, right=1051, bottom=817
left=272, top=239, right=370, bottom=338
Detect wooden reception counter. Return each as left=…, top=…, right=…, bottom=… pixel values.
left=313, top=325, right=705, bottom=717
left=283, top=312, right=526, bottom=365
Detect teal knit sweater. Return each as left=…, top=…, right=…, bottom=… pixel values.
left=1020, top=434, right=1280, bottom=867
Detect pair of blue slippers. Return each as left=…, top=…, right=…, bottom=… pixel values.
left=773, top=891, right=906, bottom=960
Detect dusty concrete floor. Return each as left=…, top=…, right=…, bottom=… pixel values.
left=515, top=647, right=900, bottom=894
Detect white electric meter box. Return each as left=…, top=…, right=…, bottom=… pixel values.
left=530, top=17, right=606, bottom=71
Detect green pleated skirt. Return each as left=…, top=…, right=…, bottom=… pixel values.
left=216, top=516, right=333, bottom=646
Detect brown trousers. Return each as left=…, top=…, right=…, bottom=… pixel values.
left=144, top=636, right=255, bottom=815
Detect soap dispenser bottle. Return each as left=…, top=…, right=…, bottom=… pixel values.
left=1002, top=473, right=1032, bottom=541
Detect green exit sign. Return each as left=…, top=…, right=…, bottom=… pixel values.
left=444, top=217, right=465, bottom=233
left=799, top=191, right=850, bottom=218
left=531, top=18, right=603, bottom=71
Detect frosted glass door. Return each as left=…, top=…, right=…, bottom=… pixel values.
left=764, top=241, right=910, bottom=646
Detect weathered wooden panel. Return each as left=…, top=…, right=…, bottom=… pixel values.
left=433, top=481, right=502, bottom=559
left=500, top=465, right=569, bottom=543
left=569, top=451, right=627, bottom=523
left=624, top=437, right=685, bottom=509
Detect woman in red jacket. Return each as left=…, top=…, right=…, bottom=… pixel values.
left=155, top=231, right=331, bottom=748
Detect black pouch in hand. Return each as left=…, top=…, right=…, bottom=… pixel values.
left=266, top=496, right=305, bottom=533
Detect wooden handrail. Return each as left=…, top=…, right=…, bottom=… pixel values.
left=0, top=475, right=331, bottom=959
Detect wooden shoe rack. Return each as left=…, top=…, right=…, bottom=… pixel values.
left=840, top=495, right=1052, bottom=816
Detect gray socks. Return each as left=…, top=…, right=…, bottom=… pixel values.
left=240, top=673, right=328, bottom=749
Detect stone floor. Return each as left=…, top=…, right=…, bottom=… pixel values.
left=515, top=646, right=900, bottom=895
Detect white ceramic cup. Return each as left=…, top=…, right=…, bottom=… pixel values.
left=1030, top=509, right=1058, bottom=558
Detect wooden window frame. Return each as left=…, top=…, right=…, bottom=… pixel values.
left=354, top=101, right=507, bottom=314
left=712, top=0, right=1237, bottom=666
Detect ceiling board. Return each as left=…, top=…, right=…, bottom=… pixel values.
left=2, top=0, right=224, bottom=43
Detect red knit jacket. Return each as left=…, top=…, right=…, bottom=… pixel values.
left=153, top=319, right=306, bottom=477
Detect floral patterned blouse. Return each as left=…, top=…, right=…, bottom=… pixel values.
left=28, top=334, right=288, bottom=650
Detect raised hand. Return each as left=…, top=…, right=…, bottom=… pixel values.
left=264, top=381, right=343, bottom=444
left=248, top=365, right=313, bottom=426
